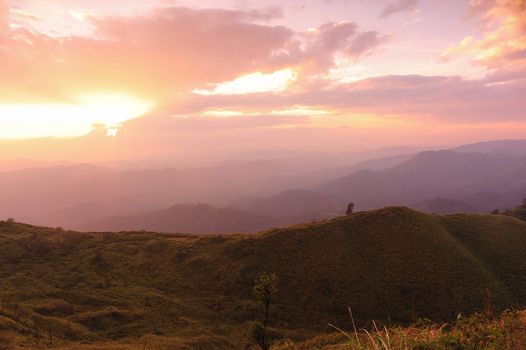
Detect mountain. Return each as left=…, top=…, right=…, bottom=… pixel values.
left=0, top=158, right=353, bottom=228
left=321, top=150, right=526, bottom=211
left=417, top=198, right=482, bottom=214
left=454, top=139, right=526, bottom=155
left=346, top=153, right=415, bottom=172
left=228, top=150, right=526, bottom=220
left=0, top=158, right=69, bottom=172
left=46, top=199, right=158, bottom=230
left=82, top=203, right=275, bottom=234
left=86, top=190, right=345, bottom=235
left=233, top=189, right=345, bottom=223
left=3, top=143, right=526, bottom=231
left=1, top=207, right=525, bottom=348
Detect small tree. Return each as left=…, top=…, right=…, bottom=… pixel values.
left=251, top=272, right=278, bottom=350
left=346, top=202, right=355, bottom=216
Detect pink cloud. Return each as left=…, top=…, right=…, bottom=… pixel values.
left=444, top=0, right=526, bottom=83
left=171, top=74, right=526, bottom=123
left=0, top=6, right=295, bottom=104
left=380, top=0, right=419, bottom=18
left=0, top=4, right=388, bottom=106
left=0, top=0, right=9, bottom=37
left=293, top=21, right=388, bottom=75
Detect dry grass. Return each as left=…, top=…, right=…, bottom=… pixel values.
left=275, top=309, right=526, bottom=350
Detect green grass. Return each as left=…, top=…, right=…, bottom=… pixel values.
left=1, top=206, right=526, bottom=348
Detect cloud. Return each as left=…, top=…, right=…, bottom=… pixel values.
left=0, top=0, right=9, bottom=36
left=294, top=21, right=388, bottom=74
left=101, top=73, right=526, bottom=162
left=380, top=0, right=419, bottom=18
left=173, top=74, right=526, bottom=124
left=346, top=31, right=387, bottom=57
left=81, top=6, right=294, bottom=95
left=443, top=0, right=526, bottom=82
left=0, top=5, right=388, bottom=107
left=2, top=0, right=519, bottom=131
left=0, top=6, right=296, bottom=104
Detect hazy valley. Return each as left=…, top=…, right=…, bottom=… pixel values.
left=2, top=140, right=526, bottom=234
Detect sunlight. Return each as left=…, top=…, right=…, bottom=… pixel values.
left=0, top=94, right=153, bottom=139
left=202, top=106, right=330, bottom=118
left=77, top=93, right=153, bottom=127
left=193, top=69, right=296, bottom=95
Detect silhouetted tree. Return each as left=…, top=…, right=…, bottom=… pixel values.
left=346, top=202, right=355, bottom=216
left=251, top=272, right=277, bottom=350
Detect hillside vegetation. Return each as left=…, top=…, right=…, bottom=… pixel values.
left=1, top=207, right=526, bottom=348
left=503, top=201, right=526, bottom=222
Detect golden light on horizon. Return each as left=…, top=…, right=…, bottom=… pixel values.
left=193, top=69, right=297, bottom=96
left=0, top=94, right=153, bottom=139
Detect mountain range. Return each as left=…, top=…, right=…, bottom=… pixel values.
left=1, top=139, right=526, bottom=234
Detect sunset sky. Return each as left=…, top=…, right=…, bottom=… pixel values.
left=1, top=0, right=525, bottom=160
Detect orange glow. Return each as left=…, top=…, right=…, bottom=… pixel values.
left=0, top=94, right=153, bottom=139
left=193, top=69, right=297, bottom=95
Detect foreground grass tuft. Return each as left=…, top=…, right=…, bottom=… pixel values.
left=278, top=309, right=526, bottom=350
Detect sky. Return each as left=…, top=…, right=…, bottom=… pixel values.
left=0, top=0, right=525, bottom=160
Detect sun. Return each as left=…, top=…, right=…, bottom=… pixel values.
left=0, top=93, right=153, bottom=139
left=77, top=93, right=153, bottom=127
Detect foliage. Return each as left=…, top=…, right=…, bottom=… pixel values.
left=251, top=272, right=278, bottom=350
left=502, top=200, right=526, bottom=222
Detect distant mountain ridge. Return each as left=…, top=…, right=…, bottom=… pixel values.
left=233, top=189, right=344, bottom=221
left=320, top=150, right=526, bottom=210
left=76, top=149, right=526, bottom=233
left=454, top=139, right=526, bottom=155
left=82, top=203, right=276, bottom=234
left=1, top=139, right=526, bottom=231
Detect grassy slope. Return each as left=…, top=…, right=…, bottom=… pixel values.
left=0, top=207, right=526, bottom=348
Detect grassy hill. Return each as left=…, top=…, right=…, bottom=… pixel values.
left=1, top=207, right=526, bottom=348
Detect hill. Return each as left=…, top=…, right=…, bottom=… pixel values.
left=82, top=203, right=275, bottom=234
left=1, top=207, right=526, bottom=348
